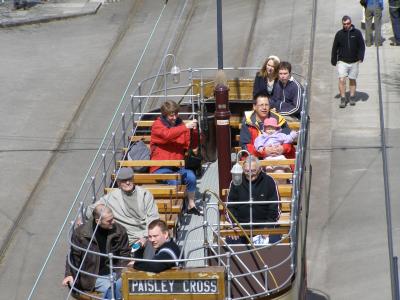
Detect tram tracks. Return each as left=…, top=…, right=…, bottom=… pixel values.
left=0, top=1, right=317, bottom=298
left=0, top=1, right=311, bottom=264
left=0, top=0, right=162, bottom=264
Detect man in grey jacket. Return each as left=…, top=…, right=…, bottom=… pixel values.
left=86, top=168, right=159, bottom=258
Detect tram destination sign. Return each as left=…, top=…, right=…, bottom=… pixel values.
left=128, top=278, right=218, bottom=294
left=122, top=266, right=225, bottom=300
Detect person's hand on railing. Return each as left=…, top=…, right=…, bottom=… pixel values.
left=127, top=260, right=135, bottom=267
left=62, top=276, right=74, bottom=288
left=185, top=119, right=197, bottom=129
left=227, top=227, right=241, bottom=241
left=75, top=216, right=83, bottom=227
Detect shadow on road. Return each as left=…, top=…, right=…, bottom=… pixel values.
left=334, top=91, right=369, bottom=103
left=306, top=288, right=330, bottom=300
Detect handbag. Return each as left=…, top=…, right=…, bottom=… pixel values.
left=185, top=125, right=202, bottom=175
left=185, top=149, right=202, bottom=171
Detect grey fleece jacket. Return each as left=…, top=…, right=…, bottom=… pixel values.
left=86, top=186, right=159, bottom=244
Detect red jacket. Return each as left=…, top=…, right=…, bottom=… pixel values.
left=239, top=110, right=295, bottom=159
left=150, top=116, right=198, bottom=172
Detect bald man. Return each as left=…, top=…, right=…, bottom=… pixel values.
left=63, top=204, right=130, bottom=299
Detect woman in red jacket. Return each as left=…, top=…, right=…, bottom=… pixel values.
left=150, top=100, right=202, bottom=216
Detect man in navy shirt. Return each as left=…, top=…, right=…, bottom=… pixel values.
left=132, top=219, right=181, bottom=273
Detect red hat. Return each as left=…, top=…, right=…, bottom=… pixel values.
left=263, top=118, right=279, bottom=128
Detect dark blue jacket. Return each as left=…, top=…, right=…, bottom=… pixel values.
left=253, top=74, right=277, bottom=97
left=366, top=0, right=383, bottom=9
left=134, top=239, right=181, bottom=273
left=331, top=25, right=365, bottom=65
left=270, top=77, right=302, bottom=118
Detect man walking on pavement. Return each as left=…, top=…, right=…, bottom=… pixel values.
left=331, top=15, right=365, bottom=108
left=389, top=0, right=400, bottom=46
left=364, top=0, right=384, bottom=47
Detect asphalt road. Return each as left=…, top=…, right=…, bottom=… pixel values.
left=0, top=0, right=313, bottom=299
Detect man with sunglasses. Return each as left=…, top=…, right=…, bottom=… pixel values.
left=239, top=92, right=294, bottom=159
left=331, top=15, right=365, bottom=108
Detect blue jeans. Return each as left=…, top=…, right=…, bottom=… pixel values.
left=103, top=278, right=122, bottom=300
left=154, top=167, right=196, bottom=192
left=390, top=4, right=400, bottom=42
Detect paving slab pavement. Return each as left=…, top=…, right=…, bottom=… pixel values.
left=307, top=1, right=400, bottom=299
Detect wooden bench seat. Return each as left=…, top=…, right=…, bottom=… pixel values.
left=160, top=213, right=179, bottom=225
left=72, top=291, right=102, bottom=300
left=130, top=135, right=151, bottom=142
left=229, top=115, right=300, bottom=130
left=133, top=117, right=299, bottom=131
left=118, top=160, right=185, bottom=168
left=111, top=173, right=182, bottom=184
left=219, top=200, right=291, bottom=213
left=105, top=185, right=186, bottom=198
left=266, top=172, right=293, bottom=180
left=156, top=199, right=184, bottom=214
left=220, top=212, right=290, bottom=228
left=192, top=78, right=254, bottom=100
left=221, top=184, right=292, bottom=198
left=258, top=159, right=295, bottom=166
left=219, top=227, right=289, bottom=237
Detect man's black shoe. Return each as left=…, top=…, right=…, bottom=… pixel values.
left=187, top=206, right=203, bottom=216
left=390, top=42, right=400, bottom=46
left=339, top=97, right=346, bottom=108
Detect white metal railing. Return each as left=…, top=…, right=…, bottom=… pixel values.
left=64, top=67, right=309, bottom=300
left=30, top=65, right=309, bottom=300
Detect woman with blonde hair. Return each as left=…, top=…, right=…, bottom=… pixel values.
left=253, top=55, right=280, bottom=97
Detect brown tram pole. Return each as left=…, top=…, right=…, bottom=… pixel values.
left=214, top=71, right=231, bottom=201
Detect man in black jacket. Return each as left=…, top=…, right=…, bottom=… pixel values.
left=133, top=219, right=181, bottom=273
left=331, top=15, right=365, bottom=108
left=226, top=157, right=280, bottom=244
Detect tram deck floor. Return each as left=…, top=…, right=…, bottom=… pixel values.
left=177, top=161, right=220, bottom=267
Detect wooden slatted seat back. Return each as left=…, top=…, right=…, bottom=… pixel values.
left=220, top=211, right=290, bottom=230
left=111, top=173, right=182, bottom=184
left=229, top=114, right=300, bottom=130
left=133, top=116, right=300, bottom=132
left=118, top=159, right=185, bottom=168
left=104, top=185, right=186, bottom=198
left=72, top=291, right=102, bottom=300
left=218, top=226, right=289, bottom=237
left=221, top=184, right=292, bottom=198
left=192, top=78, right=254, bottom=101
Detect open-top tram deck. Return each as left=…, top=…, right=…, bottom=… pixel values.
left=30, top=66, right=310, bottom=300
